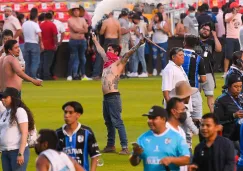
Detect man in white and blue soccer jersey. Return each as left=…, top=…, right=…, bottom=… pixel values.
left=129, top=106, right=190, bottom=171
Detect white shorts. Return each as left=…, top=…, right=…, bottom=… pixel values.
left=200, top=73, right=215, bottom=96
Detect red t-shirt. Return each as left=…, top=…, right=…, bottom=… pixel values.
left=40, top=21, right=58, bottom=50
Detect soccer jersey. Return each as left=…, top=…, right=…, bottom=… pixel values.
left=56, top=123, right=101, bottom=171
left=183, top=49, right=206, bottom=88
left=137, top=129, right=190, bottom=171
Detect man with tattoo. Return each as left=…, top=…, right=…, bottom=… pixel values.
left=92, top=33, right=144, bottom=155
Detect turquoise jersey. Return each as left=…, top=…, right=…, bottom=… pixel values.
left=137, top=128, right=190, bottom=171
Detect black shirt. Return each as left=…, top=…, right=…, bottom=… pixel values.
left=194, top=39, right=215, bottom=73
left=214, top=92, right=243, bottom=139
left=193, top=136, right=235, bottom=171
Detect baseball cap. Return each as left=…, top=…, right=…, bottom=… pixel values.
left=0, top=87, right=19, bottom=99
left=230, top=2, right=240, bottom=9
left=142, top=106, right=168, bottom=119
left=223, top=74, right=242, bottom=89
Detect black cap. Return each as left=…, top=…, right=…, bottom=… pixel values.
left=0, top=87, right=19, bottom=99
left=223, top=74, right=242, bottom=89
left=142, top=106, right=168, bottom=119
left=132, top=13, right=141, bottom=20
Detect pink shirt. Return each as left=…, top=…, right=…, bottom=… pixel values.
left=225, top=13, right=242, bottom=39
left=3, top=15, right=22, bottom=41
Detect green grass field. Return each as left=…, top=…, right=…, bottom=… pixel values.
left=0, top=74, right=225, bottom=171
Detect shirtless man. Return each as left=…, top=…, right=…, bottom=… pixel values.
left=0, top=39, right=42, bottom=96
left=67, top=5, right=89, bottom=81
left=92, top=33, right=144, bottom=155
left=100, top=11, right=121, bottom=51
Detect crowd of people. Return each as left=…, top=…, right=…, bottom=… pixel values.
left=1, top=0, right=243, bottom=171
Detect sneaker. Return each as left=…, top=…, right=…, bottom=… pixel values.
left=152, top=69, right=157, bottom=76
left=138, top=72, right=148, bottom=78
left=101, top=146, right=116, bottom=153
left=160, top=70, right=163, bottom=76
left=119, top=148, right=130, bottom=155
left=67, top=76, right=72, bottom=81
left=128, top=72, right=138, bottom=77
left=82, top=76, right=92, bottom=81
left=222, top=72, right=227, bottom=78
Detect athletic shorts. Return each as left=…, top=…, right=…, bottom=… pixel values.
left=200, top=73, right=215, bottom=96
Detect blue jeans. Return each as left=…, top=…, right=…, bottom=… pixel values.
left=24, top=43, right=40, bottom=78
left=39, top=50, right=55, bottom=80
left=19, top=43, right=24, bottom=54
left=1, top=147, right=30, bottom=171
left=68, top=39, right=87, bottom=77
left=132, top=45, right=147, bottom=73
left=152, top=42, right=168, bottom=70
left=103, top=93, right=128, bottom=148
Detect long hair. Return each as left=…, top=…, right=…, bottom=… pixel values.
left=9, top=97, right=35, bottom=131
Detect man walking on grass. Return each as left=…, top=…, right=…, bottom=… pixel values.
left=92, top=33, right=144, bottom=155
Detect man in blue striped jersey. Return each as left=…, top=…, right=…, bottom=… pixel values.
left=183, top=34, right=206, bottom=121
left=56, top=101, right=101, bottom=171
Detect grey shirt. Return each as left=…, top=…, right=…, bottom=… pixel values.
left=119, top=18, right=130, bottom=43
left=183, top=15, right=198, bottom=36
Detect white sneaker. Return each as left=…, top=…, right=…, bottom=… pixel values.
left=152, top=69, right=157, bottom=76
left=221, top=72, right=227, bottom=78
left=138, top=72, right=148, bottom=78
left=67, top=76, right=72, bottom=81
left=128, top=72, right=138, bottom=77
left=82, top=75, right=92, bottom=81
left=160, top=70, right=163, bottom=76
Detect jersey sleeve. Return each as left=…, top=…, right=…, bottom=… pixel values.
left=198, top=56, right=206, bottom=76
left=87, top=131, right=101, bottom=158
left=176, top=136, right=190, bottom=157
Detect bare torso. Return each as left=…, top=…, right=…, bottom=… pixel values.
left=102, top=18, right=120, bottom=39
left=68, top=17, right=86, bottom=40
left=102, top=60, right=123, bottom=95
left=0, top=55, right=22, bottom=91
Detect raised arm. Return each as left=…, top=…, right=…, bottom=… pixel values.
left=92, top=34, right=108, bottom=61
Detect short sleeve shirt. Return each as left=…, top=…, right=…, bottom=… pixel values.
left=3, top=15, right=22, bottom=41
left=53, top=19, right=65, bottom=43
left=22, top=20, right=41, bottom=44
left=0, top=107, right=28, bottom=151
left=40, top=21, right=58, bottom=50
left=136, top=129, right=190, bottom=171
left=162, top=60, right=188, bottom=92
left=183, top=16, right=198, bottom=36
left=225, top=13, right=242, bottom=39
left=119, top=18, right=130, bottom=43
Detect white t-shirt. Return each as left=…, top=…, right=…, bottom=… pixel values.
left=0, top=107, right=28, bottom=151
left=152, top=21, right=168, bottom=43
left=3, top=15, right=22, bottom=41
left=53, top=19, right=65, bottom=43
left=40, top=149, right=75, bottom=171
left=162, top=60, right=188, bottom=92
left=22, top=20, right=41, bottom=44
left=166, top=122, right=188, bottom=171
left=0, top=101, right=5, bottom=114
left=135, top=21, right=147, bottom=45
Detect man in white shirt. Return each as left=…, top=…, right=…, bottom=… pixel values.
left=22, top=8, right=43, bottom=78
left=3, top=6, right=22, bottom=41
left=49, top=10, right=65, bottom=79
left=35, top=129, right=84, bottom=171
left=162, top=47, right=188, bottom=106
left=166, top=97, right=189, bottom=171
